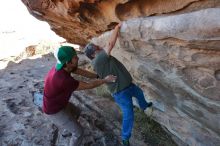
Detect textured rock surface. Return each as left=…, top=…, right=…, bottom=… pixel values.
left=92, top=8, right=220, bottom=146
left=21, top=0, right=220, bottom=45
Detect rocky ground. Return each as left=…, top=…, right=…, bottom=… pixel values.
left=0, top=47, right=176, bottom=146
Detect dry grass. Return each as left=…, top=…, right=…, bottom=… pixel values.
left=134, top=108, right=177, bottom=146
left=95, top=85, right=112, bottom=98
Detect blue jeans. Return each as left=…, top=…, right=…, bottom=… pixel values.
left=112, top=83, right=149, bottom=140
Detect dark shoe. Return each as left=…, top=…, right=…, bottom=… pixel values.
left=147, top=102, right=153, bottom=108
left=122, top=139, right=130, bottom=146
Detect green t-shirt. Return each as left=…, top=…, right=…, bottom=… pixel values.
left=91, top=50, right=132, bottom=94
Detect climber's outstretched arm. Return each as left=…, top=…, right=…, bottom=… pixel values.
left=106, top=23, right=122, bottom=56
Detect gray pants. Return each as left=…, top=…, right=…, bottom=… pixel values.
left=45, top=103, right=83, bottom=146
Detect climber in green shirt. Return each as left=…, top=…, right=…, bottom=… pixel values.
left=84, top=22, right=152, bottom=146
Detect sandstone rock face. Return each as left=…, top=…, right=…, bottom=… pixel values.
left=92, top=8, right=220, bottom=146
left=20, top=0, right=220, bottom=146
left=21, top=0, right=220, bottom=45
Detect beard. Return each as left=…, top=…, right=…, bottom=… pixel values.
left=71, top=65, right=78, bottom=72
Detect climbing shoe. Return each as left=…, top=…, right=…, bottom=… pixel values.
left=122, top=139, right=130, bottom=146
left=147, top=102, right=153, bottom=108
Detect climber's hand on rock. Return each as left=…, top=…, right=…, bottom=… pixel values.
left=116, top=22, right=122, bottom=29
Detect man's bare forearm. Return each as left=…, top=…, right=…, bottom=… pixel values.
left=107, top=23, right=121, bottom=55
left=87, top=79, right=106, bottom=89
left=76, top=79, right=106, bottom=90
left=110, top=24, right=120, bottom=46
left=73, top=68, right=97, bottom=79
left=76, top=75, right=116, bottom=91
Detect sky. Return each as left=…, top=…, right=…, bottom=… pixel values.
left=0, top=0, right=65, bottom=58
